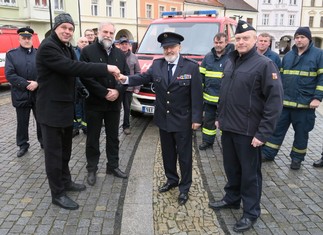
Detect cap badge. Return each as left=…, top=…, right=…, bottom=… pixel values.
left=242, top=24, right=248, bottom=29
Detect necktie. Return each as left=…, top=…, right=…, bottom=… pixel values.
left=168, top=63, right=175, bottom=84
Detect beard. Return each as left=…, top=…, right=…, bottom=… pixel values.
left=164, top=53, right=179, bottom=63
left=99, top=37, right=113, bottom=49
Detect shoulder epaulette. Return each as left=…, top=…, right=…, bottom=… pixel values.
left=184, top=57, right=198, bottom=64
left=7, top=48, right=18, bottom=53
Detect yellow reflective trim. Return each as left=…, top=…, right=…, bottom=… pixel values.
left=203, top=92, right=219, bottom=103
left=202, top=127, right=217, bottom=136
left=264, top=142, right=280, bottom=150
left=316, top=85, right=323, bottom=91
left=283, top=100, right=309, bottom=108
left=205, top=71, right=223, bottom=78
left=200, top=67, right=206, bottom=74
left=292, top=146, right=307, bottom=154
left=318, top=68, right=323, bottom=75
left=282, top=70, right=317, bottom=77
left=81, top=121, right=87, bottom=126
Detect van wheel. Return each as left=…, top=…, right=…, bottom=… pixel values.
left=130, top=110, right=143, bottom=117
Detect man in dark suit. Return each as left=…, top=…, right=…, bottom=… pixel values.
left=5, top=27, right=42, bottom=157
left=36, top=13, right=120, bottom=210
left=80, top=22, right=129, bottom=186
left=119, top=32, right=203, bottom=205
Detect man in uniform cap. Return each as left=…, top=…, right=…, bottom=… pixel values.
left=262, top=26, right=323, bottom=170
left=208, top=20, right=283, bottom=232
left=36, top=13, right=121, bottom=210
left=5, top=27, right=43, bottom=158
left=118, top=31, right=203, bottom=206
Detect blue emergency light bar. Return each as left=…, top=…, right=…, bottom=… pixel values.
left=161, top=10, right=218, bottom=17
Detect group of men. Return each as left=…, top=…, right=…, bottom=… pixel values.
left=5, top=11, right=323, bottom=233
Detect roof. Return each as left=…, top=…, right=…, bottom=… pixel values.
left=185, top=0, right=224, bottom=7
left=219, top=0, right=257, bottom=12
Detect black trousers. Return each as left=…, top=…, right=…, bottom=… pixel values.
left=122, top=91, right=133, bottom=129
left=86, top=109, right=120, bottom=172
left=16, top=106, right=42, bottom=149
left=221, top=131, right=262, bottom=220
left=41, top=124, right=73, bottom=198
left=159, top=128, right=193, bottom=193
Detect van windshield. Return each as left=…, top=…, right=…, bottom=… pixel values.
left=137, top=22, right=220, bottom=56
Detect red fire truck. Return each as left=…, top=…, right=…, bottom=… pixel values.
left=131, top=10, right=237, bottom=115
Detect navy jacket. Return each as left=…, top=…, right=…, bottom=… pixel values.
left=218, top=46, right=283, bottom=142
left=5, top=46, right=38, bottom=107
left=129, top=56, right=203, bottom=132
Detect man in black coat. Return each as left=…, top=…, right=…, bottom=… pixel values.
left=36, top=13, right=120, bottom=210
left=209, top=21, right=283, bottom=232
left=80, top=22, right=129, bottom=186
left=119, top=32, right=203, bottom=205
left=5, top=27, right=42, bottom=157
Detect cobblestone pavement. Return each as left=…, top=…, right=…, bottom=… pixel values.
left=2, top=84, right=323, bottom=235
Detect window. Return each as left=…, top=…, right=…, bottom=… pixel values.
left=262, top=14, right=269, bottom=25
left=278, top=0, right=283, bottom=3
left=120, top=1, right=126, bottom=18
left=311, top=0, right=315, bottom=6
left=106, top=0, right=112, bottom=17
left=35, top=0, right=47, bottom=6
left=263, top=0, right=271, bottom=3
left=54, top=0, right=63, bottom=10
left=171, top=7, right=176, bottom=11
left=159, top=6, right=165, bottom=18
left=91, top=0, right=98, bottom=16
left=321, top=16, right=323, bottom=27
left=309, top=16, right=314, bottom=27
left=280, top=14, right=284, bottom=25
left=289, top=0, right=296, bottom=4
left=275, top=13, right=278, bottom=25
left=288, top=14, right=295, bottom=26
left=0, top=0, right=16, bottom=6
left=146, top=4, right=152, bottom=19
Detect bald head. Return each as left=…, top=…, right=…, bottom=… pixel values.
left=77, top=36, right=89, bottom=50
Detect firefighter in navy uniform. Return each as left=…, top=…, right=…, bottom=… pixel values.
left=262, top=27, right=323, bottom=170
left=119, top=32, right=203, bottom=206
left=209, top=21, right=283, bottom=233
left=199, top=33, right=231, bottom=150
left=5, top=27, right=43, bottom=158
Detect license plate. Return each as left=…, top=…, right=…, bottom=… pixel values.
left=142, top=106, right=155, bottom=114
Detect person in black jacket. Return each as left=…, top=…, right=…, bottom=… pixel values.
left=118, top=32, right=203, bottom=206
left=80, top=22, right=129, bottom=186
left=208, top=21, right=283, bottom=232
left=5, top=27, right=42, bottom=158
left=36, top=13, right=120, bottom=210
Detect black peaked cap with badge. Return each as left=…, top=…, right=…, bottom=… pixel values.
left=235, top=20, right=256, bottom=35
left=157, top=32, right=184, bottom=47
left=17, top=27, right=34, bottom=37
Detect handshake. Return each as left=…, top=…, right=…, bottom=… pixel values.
left=107, top=65, right=128, bottom=83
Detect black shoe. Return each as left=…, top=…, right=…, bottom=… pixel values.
left=290, top=159, right=301, bottom=170
left=82, top=128, right=87, bottom=135
left=158, top=182, right=178, bottom=193
left=17, top=148, right=28, bottom=158
left=72, top=129, right=79, bottom=138
left=233, top=217, right=257, bottom=233
left=65, top=182, right=86, bottom=192
left=106, top=167, right=128, bottom=178
left=52, top=195, right=79, bottom=210
left=261, top=154, right=274, bottom=162
left=87, top=172, right=96, bottom=186
left=313, top=158, right=323, bottom=168
left=208, top=200, right=240, bottom=210
left=199, top=142, right=213, bottom=150
left=178, top=193, right=189, bottom=205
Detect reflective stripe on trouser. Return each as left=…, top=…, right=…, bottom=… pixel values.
left=202, top=103, right=217, bottom=144
left=262, top=107, right=315, bottom=161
